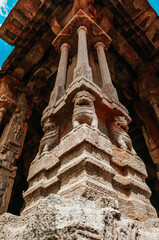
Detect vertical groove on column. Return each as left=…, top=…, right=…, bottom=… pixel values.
left=73, top=26, right=93, bottom=82
left=49, top=43, right=70, bottom=106
left=95, top=42, right=119, bottom=101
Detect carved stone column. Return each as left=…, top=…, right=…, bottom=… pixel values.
left=134, top=71, right=159, bottom=180
left=95, top=42, right=119, bottom=101
left=23, top=10, right=157, bottom=220
left=73, top=26, right=92, bottom=82
left=150, top=96, right=159, bottom=124
left=0, top=94, right=31, bottom=214
left=49, top=43, right=70, bottom=107
left=0, top=108, right=6, bottom=125
left=0, top=76, right=15, bottom=126
left=0, top=166, right=17, bottom=214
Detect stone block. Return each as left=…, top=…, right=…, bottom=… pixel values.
left=1, top=194, right=159, bottom=239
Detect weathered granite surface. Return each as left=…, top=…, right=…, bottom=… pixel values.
left=0, top=194, right=158, bottom=240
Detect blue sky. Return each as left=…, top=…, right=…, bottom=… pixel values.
left=0, top=0, right=18, bottom=67
left=148, top=0, right=159, bottom=15
left=0, top=0, right=159, bottom=67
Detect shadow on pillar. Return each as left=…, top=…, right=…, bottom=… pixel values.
left=8, top=109, right=43, bottom=215
left=7, top=157, right=28, bottom=215
left=117, top=85, right=159, bottom=217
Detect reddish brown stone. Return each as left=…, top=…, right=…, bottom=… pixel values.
left=0, top=0, right=158, bottom=225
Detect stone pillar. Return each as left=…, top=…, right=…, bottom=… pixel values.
left=134, top=72, right=159, bottom=181
left=49, top=43, right=70, bottom=106
left=0, top=94, right=31, bottom=214
left=0, top=77, right=13, bottom=126
left=22, top=11, right=157, bottom=220
left=0, top=166, right=17, bottom=214
left=73, top=26, right=92, bottom=82
left=150, top=97, right=159, bottom=125
left=0, top=108, right=6, bottom=125
left=95, top=42, right=119, bottom=101
left=76, top=26, right=89, bottom=68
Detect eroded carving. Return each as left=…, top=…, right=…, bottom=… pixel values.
left=38, top=118, right=59, bottom=156
left=73, top=64, right=92, bottom=82
left=0, top=166, right=17, bottom=214
left=72, top=90, right=98, bottom=128
left=0, top=94, right=30, bottom=213
left=110, top=116, right=136, bottom=155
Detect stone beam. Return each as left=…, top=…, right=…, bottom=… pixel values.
left=12, top=31, right=54, bottom=81
left=0, top=0, right=41, bottom=46
left=0, top=0, right=156, bottom=86
left=101, top=0, right=158, bottom=56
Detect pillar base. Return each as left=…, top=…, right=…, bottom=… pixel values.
left=22, top=125, right=157, bottom=220
left=111, top=146, right=157, bottom=220
left=23, top=124, right=116, bottom=214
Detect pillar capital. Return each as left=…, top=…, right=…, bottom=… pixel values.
left=77, top=25, right=87, bottom=34
left=60, top=43, right=70, bottom=52
left=95, top=42, right=105, bottom=49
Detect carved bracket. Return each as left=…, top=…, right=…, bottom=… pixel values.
left=38, top=117, right=59, bottom=157
left=110, top=116, right=136, bottom=155
left=72, top=90, right=98, bottom=129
